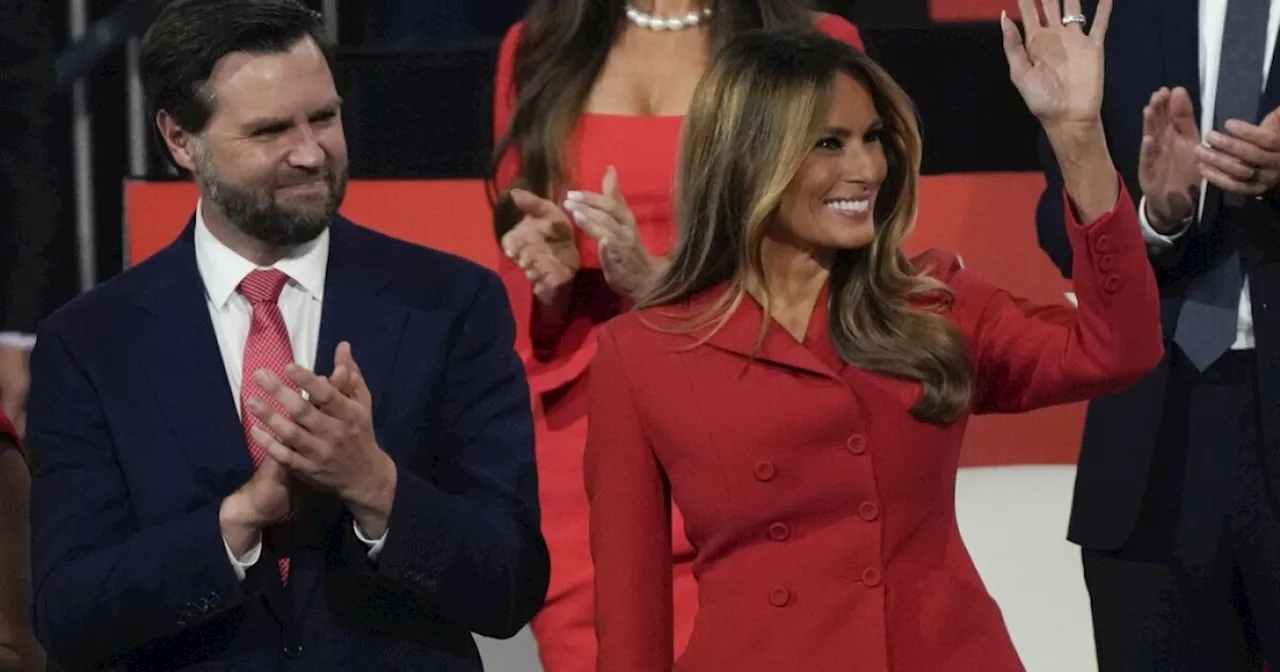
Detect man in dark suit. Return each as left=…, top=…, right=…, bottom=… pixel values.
left=25, top=0, right=550, bottom=669
left=1037, top=0, right=1280, bottom=668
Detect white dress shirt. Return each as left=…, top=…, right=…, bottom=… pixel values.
left=1138, top=0, right=1280, bottom=350
left=194, top=202, right=387, bottom=580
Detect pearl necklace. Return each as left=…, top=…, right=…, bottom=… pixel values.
left=625, top=5, right=712, bottom=31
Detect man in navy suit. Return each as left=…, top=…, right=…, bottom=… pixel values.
left=25, top=0, right=549, bottom=669
left=1038, top=0, right=1280, bottom=668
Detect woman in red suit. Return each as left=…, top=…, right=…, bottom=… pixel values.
left=0, top=409, right=42, bottom=672
left=586, top=1, right=1160, bottom=670
left=488, top=2, right=862, bottom=669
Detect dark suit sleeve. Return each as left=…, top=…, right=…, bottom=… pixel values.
left=27, top=326, right=245, bottom=667
left=369, top=270, right=549, bottom=639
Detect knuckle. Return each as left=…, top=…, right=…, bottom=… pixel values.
left=276, top=422, right=300, bottom=444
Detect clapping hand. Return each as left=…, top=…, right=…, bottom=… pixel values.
left=1139, top=87, right=1202, bottom=231
left=247, top=342, right=396, bottom=537
left=502, top=190, right=580, bottom=310
left=1196, top=105, right=1280, bottom=197
left=563, top=166, right=663, bottom=300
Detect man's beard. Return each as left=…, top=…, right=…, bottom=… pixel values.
left=195, top=147, right=348, bottom=248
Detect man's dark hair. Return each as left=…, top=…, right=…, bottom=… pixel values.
left=141, top=0, right=332, bottom=138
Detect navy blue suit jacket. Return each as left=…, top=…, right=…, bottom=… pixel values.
left=26, top=216, right=550, bottom=670
left=1036, top=0, right=1280, bottom=550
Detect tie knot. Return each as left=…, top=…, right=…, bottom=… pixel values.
left=238, top=269, right=290, bottom=304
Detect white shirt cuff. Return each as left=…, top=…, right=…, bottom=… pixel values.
left=223, top=536, right=263, bottom=581
left=353, top=520, right=389, bottom=560
left=1138, top=195, right=1192, bottom=249
left=0, top=333, right=36, bottom=349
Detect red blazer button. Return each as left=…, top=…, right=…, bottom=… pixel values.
left=1094, top=234, right=1113, bottom=253
left=753, top=461, right=776, bottom=482
left=862, top=567, right=882, bottom=587
left=858, top=502, right=880, bottom=521
left=768, top=522, right=790, bottom=541
left=769, top=587, right=790, bottom=607
left=846, top=434, right=868, bottom=455
left=1103, top=276, right=1123, bottom=293
left=1098, top=254, right=1116, bottom=272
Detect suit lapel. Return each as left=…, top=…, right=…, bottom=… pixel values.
left=311, top=218, right=405, bottom=424
left=135, top=222, right=254, bottom=492
left=294, top=217, right=407, bottom=616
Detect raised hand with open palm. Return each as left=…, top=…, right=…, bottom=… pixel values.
left=1001, top=0, right=1112, bottom=127
left=1002, top=0, right=1119, bottom=223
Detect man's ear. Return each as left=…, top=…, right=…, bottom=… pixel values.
left=156, top=110, right=199, bottom=173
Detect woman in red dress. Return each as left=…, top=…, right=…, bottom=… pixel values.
left=489, top=2, right=861, bottom=669
left=0, top=409, right=42, bottom=672
left=586, top=1, right=1159, bottom=670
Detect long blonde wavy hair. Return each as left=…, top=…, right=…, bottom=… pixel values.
left=639, top=28, right=974, bottom=425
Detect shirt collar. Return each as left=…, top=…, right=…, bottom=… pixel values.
left=193, top=199, right=330, bottom=309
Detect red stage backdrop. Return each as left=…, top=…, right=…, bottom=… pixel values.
left=124, top=174, right=1083, bottom=467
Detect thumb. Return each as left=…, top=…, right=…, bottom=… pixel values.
left=335, top=341, right=356, bottom=373
left=261, top=455, right=285, bottom=478
left=1263, top=105, right=1280, bottom=131
left=253, top=452, right=287, bottom=484
left=602, top=166, right=624, bottom=203
left=334, top=342, right=362, bottom=395
left=336, top=342, right=373, bottom=409
left=1170, top=87, right=1198, bottom=135
left=510, top=188, right=560, bottom=220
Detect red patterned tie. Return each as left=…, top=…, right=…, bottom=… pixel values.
left=238, top=269, right=296, bottom=583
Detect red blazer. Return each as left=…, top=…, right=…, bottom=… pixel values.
left=584, top=182, right=1162, bottom=671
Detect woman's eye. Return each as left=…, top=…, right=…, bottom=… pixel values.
left=816, top=137, right=843, bottom=151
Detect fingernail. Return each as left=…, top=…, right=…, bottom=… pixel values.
left=566, top=191, right=584, bottom=201
left=253, top=370, right=271, bottom=384
left=246, top=398, right=263, bottom=413
left=562, top=199, right=580, bottom=211
left=572, top=210, right=587, bottom=222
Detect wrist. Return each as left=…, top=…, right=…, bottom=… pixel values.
left=1143, top=198, right=1193, bottom=234
left=534, top=281, right=572, bottom=316
left=345, top=451, right=397, bottom=537
left=1044, top=120, right=1107, bottom=162
left=219, top=494, right=262, bottom=557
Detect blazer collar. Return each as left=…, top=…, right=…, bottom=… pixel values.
left=658, top=282, right=838, bottom=380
